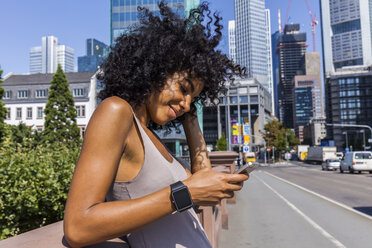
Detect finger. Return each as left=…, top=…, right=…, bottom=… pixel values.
left=223, top=173, right=249, bottom=182
left=225, top=183, right=243, bottom=191
left=223, top=191, right=235, bottom=198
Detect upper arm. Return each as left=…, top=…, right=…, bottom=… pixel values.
left=65, top=97, right=133, bottom=214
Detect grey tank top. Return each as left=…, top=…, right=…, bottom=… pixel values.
left=105, top=113, right=212, bottom=248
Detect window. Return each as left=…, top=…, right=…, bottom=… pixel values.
left=4, top=91, right=11, bottom=99
left=73, top=88, right=85, bottom=97
left=76, top=105, right=86, bottom=117
left=36, top=126, right=43, bottom=132
left=37, top=107, right=43, bottom=119
left=6, top=108, right=10, bottom=119
left=27, top=107, right=32, bottom=119
left=35, top=89, right=47, bottom=98
left=17, top=90, right=28, bottom=99
left=16, top=107, right=22, bottom=119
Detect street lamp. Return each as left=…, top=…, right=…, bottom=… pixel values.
left=342, top=131, right=348, bottom=151
left=360, top=130, right=366, bottom=151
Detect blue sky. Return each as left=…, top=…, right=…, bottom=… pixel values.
left=0, top=0, right=321, bottom=76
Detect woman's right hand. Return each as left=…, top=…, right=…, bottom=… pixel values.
left=183, top=168, right=249, bottom=206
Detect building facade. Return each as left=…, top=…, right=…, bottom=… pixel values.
left=228, top=20, right=237, bottom=62
left=277, top=24, right=307, bottom=128
left=265, top=8, right=274, bottom=114
left=325, top=68, right=372, bottom=151
left=30, top=36, right=74, bottom=74
left=271, top=31, right=280, bottom=117
left=215, top=78, right=273, bottom=151
left=234, top=0, right=270, bottom=87
left=111, top=0, right=194, bottom=44
left=78, top=39, right=109, bottom=72
left=292, top=52, right=323, bottom=136
left=303, top=116, right=327, bottom=146
left=320, top=0, right=372, bottom=76
left=3, top=72, right=97, bottom=136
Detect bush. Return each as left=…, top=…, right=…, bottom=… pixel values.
left=0, top=131, right=80, bottom=239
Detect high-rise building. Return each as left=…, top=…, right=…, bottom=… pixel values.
left=29, top=36, right=74, bottom=74
left=228, top=20, right=237, bottom=62
left=234, top=0, right=269, bottom=87
left=277, top=24, right=307, bottom=128
left=111, top=0, right=190, bottom=44
left=78, top=39, right=109, bottom=72
left=265, top=9, right=274, bottom=114
left=320, top=0, right=372, bottom=75
left=320, top=0, right=372, bottom=150
left=271, top=31, right=280, bottom=117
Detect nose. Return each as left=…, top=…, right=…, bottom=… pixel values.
left=180, top=95, right=191, bottom=113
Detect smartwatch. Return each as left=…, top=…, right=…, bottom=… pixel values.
left=170, top=181, right=193, bottom=212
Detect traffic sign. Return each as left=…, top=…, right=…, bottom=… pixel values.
left=267, top=148, right=271, bottom=152
left=243, top=145, right=249, bottom=153
left=369, top=139, right=372, bottom=143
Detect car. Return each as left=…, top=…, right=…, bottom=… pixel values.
left=322, top=159, right=340, bottom=171
left=340, top=151, right=372, bottom=174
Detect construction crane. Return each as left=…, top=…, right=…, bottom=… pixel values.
left=278, top=0, right=318, bottom=51
left=305, top=0, right=318, bottom=52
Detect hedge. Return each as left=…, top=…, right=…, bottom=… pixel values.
left=0, top=135, right=79, bottom=239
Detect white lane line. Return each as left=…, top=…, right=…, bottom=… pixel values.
left=264, top=171, right=372, bottom=221
left=254, top=174, right=347, bottom=248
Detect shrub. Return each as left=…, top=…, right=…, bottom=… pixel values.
left=0, top=131, right=79, bottom=239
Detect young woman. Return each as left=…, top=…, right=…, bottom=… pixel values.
left=63, top=2, right=248, bottom=247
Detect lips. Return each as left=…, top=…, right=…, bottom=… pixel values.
left=169, top=106, right=177, bottom=119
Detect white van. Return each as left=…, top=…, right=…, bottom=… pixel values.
left=340, top=151, right=372, bottom=174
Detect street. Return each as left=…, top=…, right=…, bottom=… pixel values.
left=219, top=161, right=372, bottom=248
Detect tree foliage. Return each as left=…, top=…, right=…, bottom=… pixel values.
left=0, top=69, right=7, bottom=143
left=0, top=125, right=80, bottom=239
left=43, top=64, right=81, bottom=146
left=216, top=132, right=227, bottom=151
left=262, top=120, right=300, bottom=154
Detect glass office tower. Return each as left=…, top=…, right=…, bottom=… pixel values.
left=320, top=0, right=372, bottom=74
left=234, top=0, right=269, bottom=87
left=78, top=39, right=109, bottom=72
left=110, top=0, right=194, bottom=44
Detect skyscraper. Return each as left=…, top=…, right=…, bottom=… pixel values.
left=111, top=0, right=192, bottom=44
left=271, top=31, right=280, bottom=117
left=78, top=39, right=109, bottom=72
left=320, top=0, right=372, bottom=75
left=29, top=36, right=74, bottom=74
left=320, top=0, right=372, bottom=148
left=277, top=24, right=307, bottom=128
left=228, top=20, right=237, bottom=62
left=234, top=0, right=269, bottom=87
left=265, top=9, right=274, bottom=114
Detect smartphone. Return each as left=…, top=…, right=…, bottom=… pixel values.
left=235, top=162, right=260, bottom=174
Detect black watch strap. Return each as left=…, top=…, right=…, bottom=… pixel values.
left=170, top=181, right=193, bottom=212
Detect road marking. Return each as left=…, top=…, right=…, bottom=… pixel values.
left=255, top=174, right=347, bottom=248
left=264, top=171, right=372, bottom=221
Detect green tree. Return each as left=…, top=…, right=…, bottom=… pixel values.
left=216, top=132, right=227, bottom=151
left=0, top=69, right=7, bottom=143
left=43, top=64, right=81, bottom=145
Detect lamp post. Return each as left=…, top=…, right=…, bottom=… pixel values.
left=342, top=131, right=348, bottom=151
left=360, top=130, right=366, bottom=151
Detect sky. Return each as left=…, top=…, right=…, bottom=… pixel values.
left=0, top=0, right=322, bottom=77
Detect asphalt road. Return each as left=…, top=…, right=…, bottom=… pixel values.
left=218, top=162, right=372, bottom=248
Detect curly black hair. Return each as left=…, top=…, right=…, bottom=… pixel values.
left=98, top=1, right=244, bottom=107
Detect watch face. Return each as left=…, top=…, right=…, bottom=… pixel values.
left=173, top=188, right=192, bottom=211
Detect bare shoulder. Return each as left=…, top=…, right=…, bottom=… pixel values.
left=97, top=96, right=133, bottom=117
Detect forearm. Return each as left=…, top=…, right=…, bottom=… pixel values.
left=64, top=186, right=174, bottom=247
left=182, top=115, right=211, bottom=173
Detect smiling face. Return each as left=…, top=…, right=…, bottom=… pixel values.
left=145, top=72, right=204, bottom=125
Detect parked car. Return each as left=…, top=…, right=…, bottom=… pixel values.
left=340, top=151, right=372, bottom=174
left=322, top=159, right=340, bottom=171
